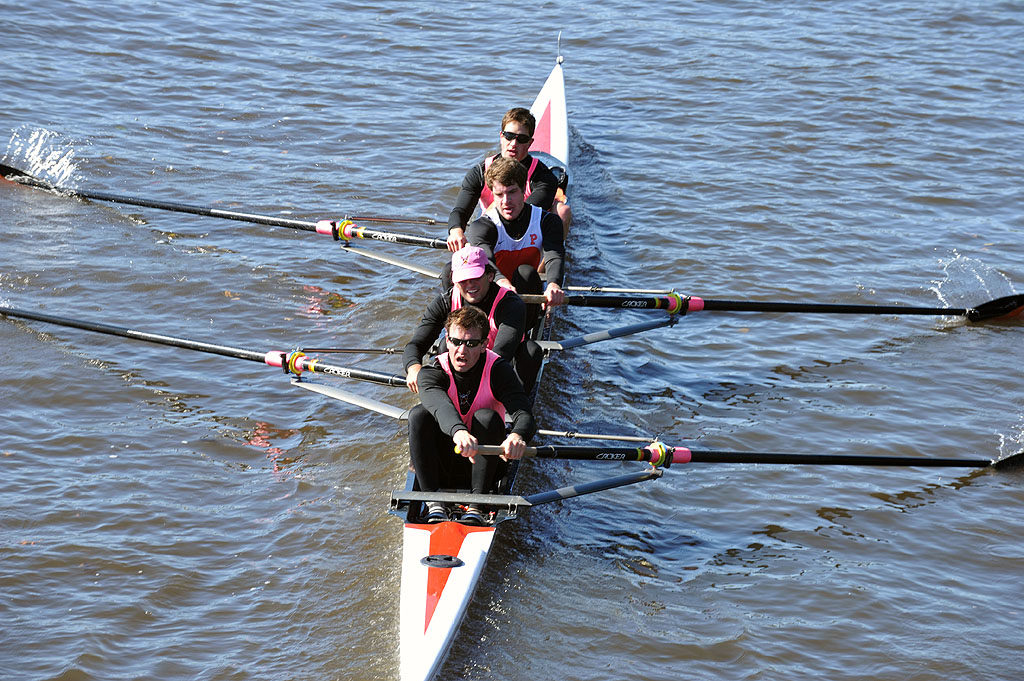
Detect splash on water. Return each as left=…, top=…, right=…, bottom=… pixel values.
left=3, top=125, right=83, bottom=187
left=928, top=250, right=1017, bottom=308
left=995, top=415, right=1024, bottom=464
left=933, top=251, right=1024, bottom=461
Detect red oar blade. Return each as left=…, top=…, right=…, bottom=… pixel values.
left=1, top=162, right=32, bottom=180
left=967, top=294, right=1024, bottom=322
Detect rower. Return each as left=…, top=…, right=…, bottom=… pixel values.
left=404, top=244, right=544, bottom=395
left=408, top=306, right=536, bottom=525
left=467, top=156, right=566, bottom=330
left=446, top=106, right=572, bottom=252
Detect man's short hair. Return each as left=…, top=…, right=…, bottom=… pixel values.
left=484, top=156, right=527, bottom=191
left=501, top=107, right=535, bottom=138
left=446, top=306, right=489, bottom=340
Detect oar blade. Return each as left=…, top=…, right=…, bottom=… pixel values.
left=967, top=294, right=1024, bottom=322
left=0, top=162, right=31, bottom=179
left=990, top=450, right=1024, bottom=471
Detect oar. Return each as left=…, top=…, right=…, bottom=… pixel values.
left=520, top=291, right=1024, bottom=323
left=0, top=161, right=444, bottom=239
left=472, top=443, right=1022, bottom=469
left=0, top=305, right=406, bottom=387
left=520, top=292, right=686, bottom=313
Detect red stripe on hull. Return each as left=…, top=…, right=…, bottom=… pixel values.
left=412, top=521, right=495, bottom=632
left=532, top=101, right=553, bottom=158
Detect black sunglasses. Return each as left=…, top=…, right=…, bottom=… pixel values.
left=500, top=130, right=533, bottom=144
left=447, top=336, right=486, bottom=348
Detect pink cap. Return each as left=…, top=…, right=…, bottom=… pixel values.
left=451, top=245, right=489, bottom=282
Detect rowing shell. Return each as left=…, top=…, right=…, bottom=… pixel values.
left=391, top=55, right=569, bottom=681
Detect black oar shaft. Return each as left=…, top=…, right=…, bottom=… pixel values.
left=2, top=163, right=444, bottom=246
left=697, top=299, right=967, bottom=316
left=7, top=172, right=320, bottom=232
left=520, top=292, right=977, bottom=318
left=339, top=223, right=447, bottom=249
left=686, top=450, right=991, bottom=467
left=520, top=293, right=683, bottom=312
left=475, top=443, right=993, bottom=468
left=2, top=306, right=266, bottom=361
left=0, top=306, right=405, bottom=387
left=692, top=294, right=1023, bottom=322
left=521, top=291, right=1024, bottom=323
left=475, top=443, right=669, bottom=464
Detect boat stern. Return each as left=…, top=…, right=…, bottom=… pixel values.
left=398, top=519, right=497, bottom=681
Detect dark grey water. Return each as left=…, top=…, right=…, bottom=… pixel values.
left=3, top=2, right=1023, bottom=680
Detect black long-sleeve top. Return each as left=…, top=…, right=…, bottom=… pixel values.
left=417, top=354, right=536, bottom=440
left=446, top=154, right=559, bottom=232
left=402, top=283, right=526, bottom=371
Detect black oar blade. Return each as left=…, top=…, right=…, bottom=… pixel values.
left=991, top=450, right=1024, bottom=471
left=0, top=162, right=32, bottom=179
left=967, top=294, right=1024, bottom=322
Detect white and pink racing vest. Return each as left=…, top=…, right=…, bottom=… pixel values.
left=437, top=349, right=506, bottom=428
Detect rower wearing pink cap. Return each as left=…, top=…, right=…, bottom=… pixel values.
left=404, top=245, right=543, bottom=395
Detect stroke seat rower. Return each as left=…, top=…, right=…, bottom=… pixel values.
left=407, top=306, right=536, bottom=524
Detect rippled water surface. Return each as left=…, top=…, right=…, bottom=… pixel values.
left=3, top=2, right=1023, bottom=680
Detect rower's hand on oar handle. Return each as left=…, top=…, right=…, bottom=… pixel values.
left=453, top=430, right=479, bottom=463
left=544, top=282, right=565, bottom=308
left=500, top=433, right=527, bottom=461
left=405, top=364, right=422, bottom=394
left=446, top=228, right=467, bottom=252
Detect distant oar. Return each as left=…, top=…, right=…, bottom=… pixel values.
left=521, top=291, right=1024, bottom=323
left=0, top=161, right=444, bottom=238
left=472, top=443, right=1021, bottom=469
left=0, top=305, right=406, bottom=387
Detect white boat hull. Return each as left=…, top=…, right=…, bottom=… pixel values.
left=399, top=520, right=497, bottom=681
left=396, top=54, right=569, bottom=681
left=530, top=60, right=568, bottom=167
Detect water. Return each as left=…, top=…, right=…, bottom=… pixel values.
left=3, top=2, right=1024, bottom=679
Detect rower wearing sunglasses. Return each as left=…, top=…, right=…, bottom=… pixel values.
left=446, top=107, right=571, bottom=251
left=404, top=245, right=543, bottom=396
left=408, top=305, right=536, bottom=524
